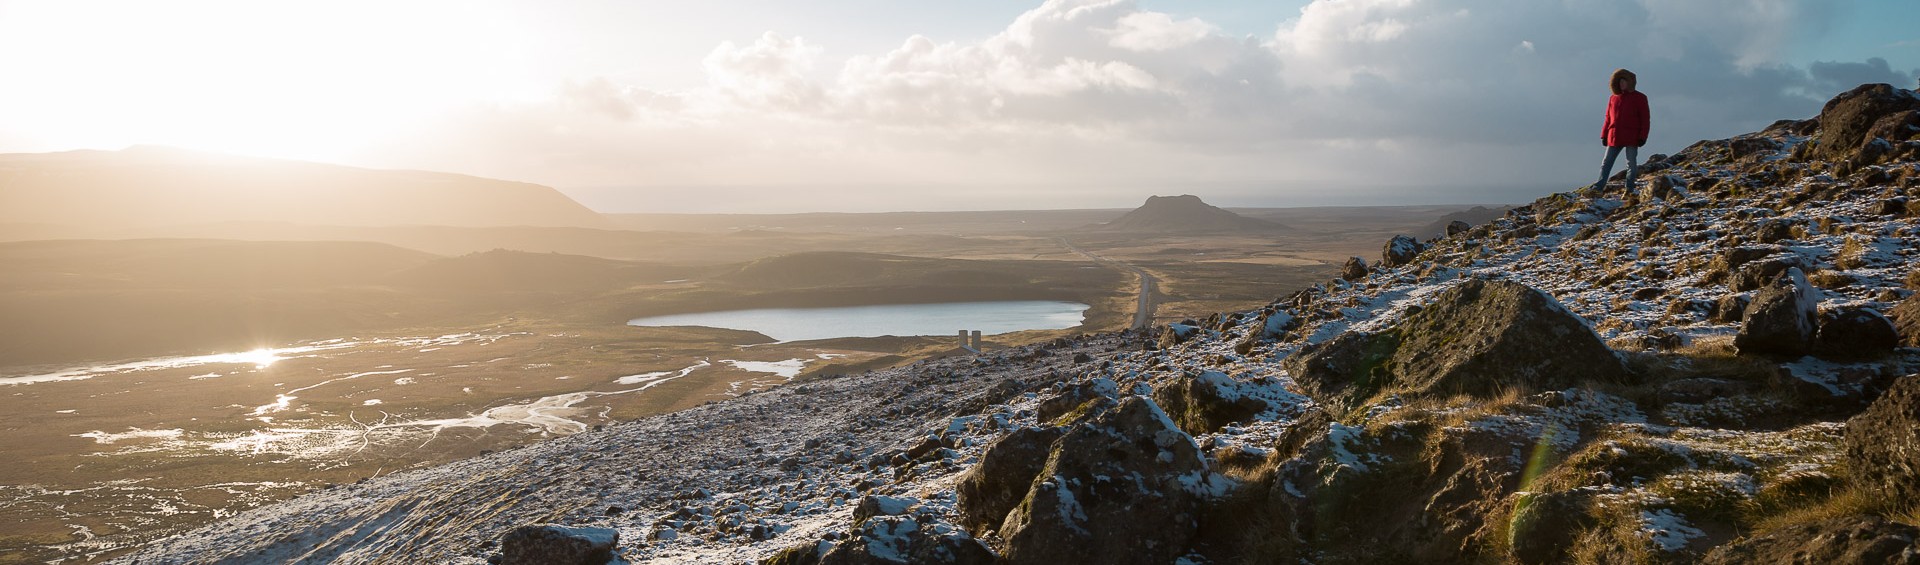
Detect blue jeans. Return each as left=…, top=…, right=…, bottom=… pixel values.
left=1593, top=145, right=1638, bottom=192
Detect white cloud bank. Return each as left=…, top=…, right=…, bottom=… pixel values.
left=362, top=0, right=1919, bottom=212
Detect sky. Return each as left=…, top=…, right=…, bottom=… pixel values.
left=2, top=0, right=1917, bottom=213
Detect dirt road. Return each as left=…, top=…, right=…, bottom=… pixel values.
left=1056, top=238, right=1157, bottom=330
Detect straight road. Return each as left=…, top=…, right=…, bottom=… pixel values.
left=1056, top=238, right=1157, bottom=330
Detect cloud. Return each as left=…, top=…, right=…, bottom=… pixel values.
left=367, top=0, right=1909, bottom=211
left=1809, top=57, right=1920, bottom=92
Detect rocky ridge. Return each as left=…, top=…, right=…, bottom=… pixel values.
left=121, top=84, right=1920, bottom=564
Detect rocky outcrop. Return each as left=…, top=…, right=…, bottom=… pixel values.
left=1813, top=83, right=1920, bottom=162
left=1285, top=278, right=1625, bottom=411
left=1381, top=235, right=1423, bottom=268
left=1815, top=306, right=1901, bottom=360
left=500, top=524, right=618, bottom=565
left=953, top=426, right=1062, bottom=535
left=1844, top=374, right=1920, bottom=504
left=1701, top=515, right=1920, bottom=564
left=1152, top=370, right=1296, bottom=436
left=995, top=396, right=1207, bottom=565
left=1735, top=268, right=1817, bottom=357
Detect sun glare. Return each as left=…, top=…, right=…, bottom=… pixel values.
left=0, top=1, right=539, bottom=162
left=223, top=348, right=284, bottom=369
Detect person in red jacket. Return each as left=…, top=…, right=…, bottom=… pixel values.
left=1591, top=68, right=1650, bottom=192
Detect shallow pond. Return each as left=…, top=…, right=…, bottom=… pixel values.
left=626, top=301, right=1090, bottom=341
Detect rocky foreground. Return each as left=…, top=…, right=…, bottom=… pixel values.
left=122, top=83, right=1920, bottom=564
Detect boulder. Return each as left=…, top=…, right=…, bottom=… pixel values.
left=1813, top=83, right=1920, bottom=161
left=1158, top=323, right=1200, bottom=349
left=1341, top=256, right=1370, bottom=281
left=1844, top=374, right=1920, bottom=505
left=1891, top=294, right=1920, bottom=347
left=1446, top=220, right=1472, bottom=237
left=852, top=495, right=917, bottom=527
left=1507, top=490, right=1597, bottom=565
left=1734, top=268, right=1818, bottom=357
left=818, top=515, right=996, bottom=565
left=1381, top=235, right=1424, bottom=268
left=1701, top=515, right=1920, bottom=564
left=500, top=524, right=618, bottom=565
left=1732, top=255, right=1810, bottom=292
left=1815, top=307, right=1900, bottom=360
left=1152, top=370, right=1292, bottom=435
left=1034, top=378, right=1119, bottom=424
left=1284, top=278, right=1626, bottom=411
left=998, top=396, right=1208, bottom=565
left=953, top=426, right=1063, bottom=535
left=761, top=541, right=831, bottom=565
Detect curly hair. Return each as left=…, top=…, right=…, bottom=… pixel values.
left=1609, top=69, right=1637, bottom=95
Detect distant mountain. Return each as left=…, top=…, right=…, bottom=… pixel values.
left=0, top=146, right=609, bottom=229
left=1085, top=194, right=1288, bottom=233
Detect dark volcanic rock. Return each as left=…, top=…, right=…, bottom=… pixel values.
left=953, top=426, right=1063, bottom=535
left=1341, top=256, right=1369, bottom=281
left=1844, top=374, right=1920, bottom=506
left=1891, top=293, right=1920, bottom=347
left=1815, top=306, right=1900, bottom=360
left=1381, top=235, right=1424, bottom=268
left=1701, top=515, right=1920, bottom=564
left=1732, top=255, right=1811, bottom=292
left=1814, top=83, right=1920, bottom=161
left=818, top=515, right=996, bottom=565
left=1284, top=278, right=1625, bottom=411
left=998, top=396, right=1207, bottom=565
left=1709, top=294, right=1751, bottom=324
left=1735, top=268, right=1818, bottom=357
left=1152, top=370, right=1286, bottom=436
left=1034, top=378, right=1119, bottom=424
left=500, top=524, right=617, bottom=565
left=1446, top=220, right=1472, bottom=237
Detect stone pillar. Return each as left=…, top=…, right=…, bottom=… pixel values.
left=971, top=330, right=983, bottom=351
left=959, top=329, right=969, bottom=348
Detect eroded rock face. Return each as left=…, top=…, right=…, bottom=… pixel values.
left=1700, top=515, right=1920, bottom=564
left=1382, top=235, right=1423, bottom=268
left=1735, top=268, right=1818, bottom=357
left=1845, top=374, right=1920, bottom=505
left=997, top=396, right=1207, bottom=565
left=1285, top=278, right=1625, bottom=411
left=1814, top=83, right=1920, bottom=161
left=953, top=426, right=1063, bottom=535
left=500, top=524, right=618, bottom=565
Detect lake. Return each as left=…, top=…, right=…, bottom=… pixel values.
left=625, top=301, right=1090, bottom=342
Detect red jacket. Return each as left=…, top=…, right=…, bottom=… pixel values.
left=1603, top=91, right=1649, bottom=147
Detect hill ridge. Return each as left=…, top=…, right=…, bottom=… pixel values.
left=124, top=83, right=1920, bottom=564
left=0, top=146, right=611, bottom=229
